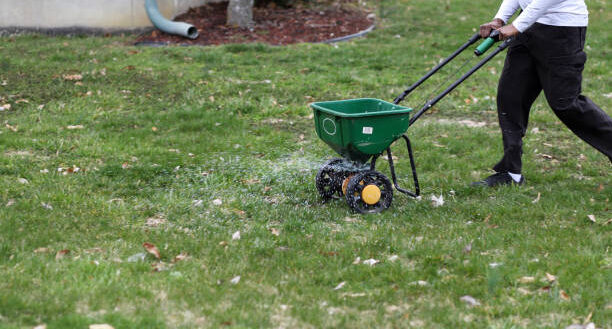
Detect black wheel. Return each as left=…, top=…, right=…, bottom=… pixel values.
left=345, top=171, right=393, bottom=213
left=315, top=158, right=346, bottom=200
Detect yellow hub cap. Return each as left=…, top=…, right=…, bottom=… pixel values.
left=361, top=184, right=381, bottom=205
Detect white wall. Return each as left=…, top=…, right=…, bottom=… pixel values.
left=0, top=0, right=209, bottom=29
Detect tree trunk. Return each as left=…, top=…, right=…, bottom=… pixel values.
left=227, top=0, right=254, bottom=28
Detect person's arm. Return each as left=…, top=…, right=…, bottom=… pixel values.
left=511, top=0, right=557, bottom=32
left=480, top=0, right=521, bottom=38
left=494, top=0, right=521, bottom=25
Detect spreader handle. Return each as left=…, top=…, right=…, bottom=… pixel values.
left=409, top=38, right=513, bottom=126
left=393, top=32, right=481, bottom=105
left=474, top=30, right=501, bottom=56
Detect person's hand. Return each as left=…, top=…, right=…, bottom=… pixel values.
left=497, top=24, right=519, bottom=40
left=479, top=18, right=504, bottom=38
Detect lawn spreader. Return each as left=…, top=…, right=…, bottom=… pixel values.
left=310, top=31, right=511, bottom=213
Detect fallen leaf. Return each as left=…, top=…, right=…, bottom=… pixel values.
left=89, top=325, right=114, bottom=329
left=587, top=215, right=596, bottom=223
left=517, top=287, right=531, bottom=295
left=0, top=104, right=10, bottom=111
left=151, top=262, right=169, bottom=272
left=430, top=194, right=444, bottom=207
left=532, top=192, right=541, bottom=204
left=143, top=242, right=161, bottom=259
left=560, top=289, right=570, bottom=301
left=212, top=199, right=222, bottom=206
left=388, top=255, right=399, bottom=262
left=85, top=248, right=103, bottom=253
left=145, top=215, right=167, bottom=227
left=539, top=153, right=554, bottom=160
left=55, top=249, right=70, bottom=260
left=545, top=272, right=557, bottom=282
left=41, top=202, right=53, bottom=210
left=597, top=183, right=604, bottom=192
left=269, top=228, right=280, bottom=236
left=518, top=276, right=535, bottom=283
left=63, top=74, right=82, bottom=81
left=333, top=281, right=346, bottom=290
left=343, top=292, right=367, bottom=298
left=352, top=256, right=361, bottom=265
left=33, top=325, right=47, bottom=329
left=17, top=177, right=29, bottom=184
left=34, top=247, right=50, bottom=253
left=362, top=258, right=380, bottom=266
left=173, top=253, right=188, bottom=263
left=151, top=126, right=158, bottom=132
left=231, top=231, right=241, bottom=240
left=604, top=218, right=612, bottom=225
left=344, top=216, right=359, bottom=223
left=460, top=295, right=480, bottom=307
left=230, top=275, right=241, bottom=284
left=219, top=241, right=228, bottom=247
left=66, top=125, right=84, bottom=130
left=5, top=199, right=15, bottom=207
left=408, top=280, right=429, bottom=286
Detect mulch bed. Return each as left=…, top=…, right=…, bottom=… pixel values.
left=135, top=2, right=373, bottom=46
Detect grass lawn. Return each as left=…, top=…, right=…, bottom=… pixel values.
left=0, top=0, right=610, bottom=327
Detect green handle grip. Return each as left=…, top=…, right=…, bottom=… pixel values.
left=474, top=30, right=501, bottom=56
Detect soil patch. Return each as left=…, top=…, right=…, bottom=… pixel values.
left=135, top=2, right=374, bottom=46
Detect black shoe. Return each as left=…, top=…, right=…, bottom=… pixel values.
left=471, top=172, right=524, bottom=187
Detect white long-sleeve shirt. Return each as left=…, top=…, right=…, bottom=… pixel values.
left=494, top=0, right=588, bottom=32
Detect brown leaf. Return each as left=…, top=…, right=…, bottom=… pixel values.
left=172, top=253, right=188, bottom=263
left=532, top=192, right=541, bottom=204
left=560, top=289, right=571, bottom=301
left=5, top=123, right=18, bottom=132
left=597, top=183, right=604, bottom=192
left=34, top=247, right=50, bottom=253
left=55, top=249, right=70, bottom=259
left=518, top=276, right=535, bottom=284
left=62, top=74, right=83, bottom=81
left=143, top=242, right=160, bottom=259
left=85, top=248, right=104, bottom=253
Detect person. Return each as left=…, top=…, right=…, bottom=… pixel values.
left=472, top=0, right=612, bottom=187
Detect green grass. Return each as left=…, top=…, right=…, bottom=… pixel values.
left=0, top=0, right=610, bottom=328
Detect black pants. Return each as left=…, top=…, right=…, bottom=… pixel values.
left=493, top=23, right=612, bottom=174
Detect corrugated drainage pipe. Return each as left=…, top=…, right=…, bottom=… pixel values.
left=145, top=0, right=199, bottom=39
